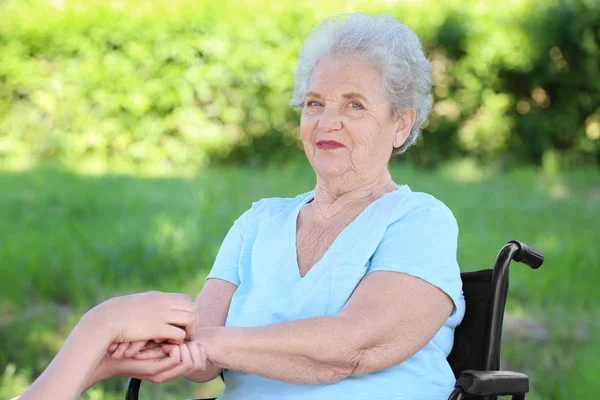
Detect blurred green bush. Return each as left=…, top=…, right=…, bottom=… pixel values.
left=0, top=0, right=598, bottom=168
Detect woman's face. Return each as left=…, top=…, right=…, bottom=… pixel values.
left=300, top=57, right=414, bottom=180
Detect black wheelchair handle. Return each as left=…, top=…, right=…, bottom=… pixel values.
left=508, top=240, right=544, bottom=269
left=126, top=377, right=141, bottom=400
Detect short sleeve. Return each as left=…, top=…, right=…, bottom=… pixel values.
left=205, top=209, right=251, bottom=286
left=367, top=199, right=462, bottom=310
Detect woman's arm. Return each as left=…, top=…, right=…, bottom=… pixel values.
left=184, top=278, right=237, bottom=382
left=198, top=271, right=453, bottom=384
left=123, top=210, right=246, bottom=383
left=129, top=278, right=238, bottom=383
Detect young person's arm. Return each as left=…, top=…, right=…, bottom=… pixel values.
left=13, top=291, right=198, bottom=400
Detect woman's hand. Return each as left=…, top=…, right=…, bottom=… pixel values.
left=101, top=340, right=209, bottom=383
left=102, top=279, right=237, bottom=383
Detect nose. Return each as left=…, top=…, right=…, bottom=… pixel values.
left=317, top=106, right=343, bottom=132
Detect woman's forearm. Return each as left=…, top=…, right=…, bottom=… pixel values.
left=185, top=359, right=223, bottom=383
left=188, top=280, right=236, bottom=384
left=213, top=345, right=350, bottom=384
left=17, top=310, right=112, bottom=400
left=200, top=316, right=362, bottom=384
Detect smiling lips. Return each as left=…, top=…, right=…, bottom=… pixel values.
left=316, top=140, right=345, bottom=150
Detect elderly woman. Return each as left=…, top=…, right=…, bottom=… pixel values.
left=108, top=12, right=465, bottom=399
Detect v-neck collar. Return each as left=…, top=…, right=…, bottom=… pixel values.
left=288, top=186, right=408, bottom=281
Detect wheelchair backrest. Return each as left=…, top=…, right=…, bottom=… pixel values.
left=447, top=269, right=506, bottom=377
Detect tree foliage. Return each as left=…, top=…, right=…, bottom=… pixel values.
left=0, top=0, right=598, bottom=168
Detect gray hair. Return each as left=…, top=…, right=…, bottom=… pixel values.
left=291, top=13, right=432, bottom=154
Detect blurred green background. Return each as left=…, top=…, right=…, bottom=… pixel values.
left=0, top=0, right=598, bottom=399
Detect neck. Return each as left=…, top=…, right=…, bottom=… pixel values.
left=312, top=170, right=397, bottom=215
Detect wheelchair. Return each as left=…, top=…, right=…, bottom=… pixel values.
left=126, top=240, right=544, bottom=400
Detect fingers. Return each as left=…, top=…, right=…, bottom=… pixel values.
left=187, top=340, right=207, bottom=372
left=142, top=341, right=162, bottom=350
left=160, top=343, right=177, bottom=353
left=112, top=342, right=132, bottom=359
left=134, top=347, right=168, bottom=360
left=166, top=293, right=196, bottom=314
left=183, top=319, right=197, bottom=339
left=169, top=344, right=182, bottom=362
left=112, top=341, right=153, bottom=359
left=105, top=346, right=182, bottom=379
left=114, top=356, right=181, bottom=378
left=104, top=291, right=198, bottom=345
left=166, top=294, right=198, bottom=338
left=165, top=337, right=185, bottom=345
left=124, top=341, right=149, bottom=358
left=165, top=310, right=197, bottom=338
left=158, top=323, right=187, bottom=344
left=145, top=344, right=193, bottom=383
left=121, top=342, right=208, bottom=384
left=180, top=343, right=192, bottom=365
left=161, top=341, right=206, bottom=373
left=107, top=342, right=119, bottom=354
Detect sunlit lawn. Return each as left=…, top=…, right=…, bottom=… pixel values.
left=0, top=160, right=598, bottom=399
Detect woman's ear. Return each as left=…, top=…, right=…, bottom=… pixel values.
left=393, top=109, right=416, bottom=148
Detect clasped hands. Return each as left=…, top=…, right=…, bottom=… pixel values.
left=92, top=292, right=215, bottom=384
left=104, top=337, right=210, bottom=383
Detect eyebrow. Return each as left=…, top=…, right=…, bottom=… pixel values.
left=305, top=91, right=370, bottom=104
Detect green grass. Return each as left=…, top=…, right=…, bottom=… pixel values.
left=0, top=161, right=599, bottom=399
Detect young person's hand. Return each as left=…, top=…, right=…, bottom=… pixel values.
left=107, top=339, right=166, bottom=359
left=15, top=291, right=199, bottom=400
left=99, top=340, right=209, bottom=384
left=88, top=291, right=198, bottom=345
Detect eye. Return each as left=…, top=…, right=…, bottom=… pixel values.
left=349, top=101, right=364, bottom=109
left=305, top=100, right=324, bottom=108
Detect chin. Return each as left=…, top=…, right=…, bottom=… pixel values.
left=313, top=160, right=349, bottom=178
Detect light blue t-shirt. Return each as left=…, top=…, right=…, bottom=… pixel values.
left=207, top=185, right=465, bottom=399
